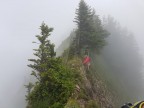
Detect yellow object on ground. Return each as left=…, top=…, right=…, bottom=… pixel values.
left=131, top=101, right=144, bottom=108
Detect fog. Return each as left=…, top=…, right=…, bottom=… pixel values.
left=0, top=0, right=144, bottom=108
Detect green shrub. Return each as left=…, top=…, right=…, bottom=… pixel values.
left=27, top=58, right=80, bottom=108
left=64, top=99, right=80, bottom=108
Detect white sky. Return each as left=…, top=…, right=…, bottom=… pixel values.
left=0, top=0, right=144, bottom=108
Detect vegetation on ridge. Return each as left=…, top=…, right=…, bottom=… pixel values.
left=26, top=23, right=80, bottom=108
left=25, top=0, right=144, bottom=108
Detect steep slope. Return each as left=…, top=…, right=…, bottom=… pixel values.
left=63, top=56, right=115, bottom=108
left=56, top=31, right=75, bottom=57
left=57, top=42, right=120, bottom=107
left=57, top=20, right=144, bottom=107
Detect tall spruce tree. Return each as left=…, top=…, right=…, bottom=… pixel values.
left=26, top=23, right=77, bottom=108
left=74, top=0, right=108, bottom=54
left=28, top=22, right=55, bottom=80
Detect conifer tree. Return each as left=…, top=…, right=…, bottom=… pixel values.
left=26, top=23, right=77, bottom=108
left=74, top=0, right=108, bottom=54
left=28, top=22, right=55, bottom=80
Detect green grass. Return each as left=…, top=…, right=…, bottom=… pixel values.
left=65, top=99, right=80, bottom=108
left=85, top=100, right=99, bottom=108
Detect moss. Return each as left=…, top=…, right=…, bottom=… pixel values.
left=85, top=100, right=99, bottom=108
left=65, top=99, right=80, bottom=108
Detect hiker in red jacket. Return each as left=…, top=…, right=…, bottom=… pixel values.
left=83, top=55, right=91, bottom=70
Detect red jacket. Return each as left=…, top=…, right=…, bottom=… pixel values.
left=83, top=56, right=91, bottom=64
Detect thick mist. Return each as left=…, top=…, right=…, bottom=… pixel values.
left=0, top=0, right=144, bottom=108
left=102, top=16, right=144, bottom=102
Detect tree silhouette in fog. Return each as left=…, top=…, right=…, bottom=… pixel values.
left=102, top=16, right=143, bottom=100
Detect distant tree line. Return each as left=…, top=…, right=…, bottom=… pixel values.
left=102, top=16, right=143, bottom=101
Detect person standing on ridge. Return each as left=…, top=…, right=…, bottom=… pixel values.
left=83, top=55, right=91, bottom=71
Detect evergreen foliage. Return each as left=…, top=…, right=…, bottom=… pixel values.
left=72, top=0, right=109, bottom=55
left=26, top=23, right=77, bottom=108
